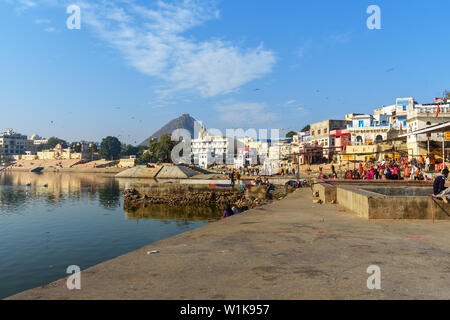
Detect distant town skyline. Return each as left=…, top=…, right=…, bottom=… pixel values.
left=1, top=0, right=449, bottom=144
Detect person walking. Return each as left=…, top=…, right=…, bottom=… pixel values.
left=426, top=155, right=431, bottom=172
left=230, top=170, right=235, bottom=187
left=419, top=156, right=425, bottom=170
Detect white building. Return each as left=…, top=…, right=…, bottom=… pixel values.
left=29, top=134, right=48, bottom=146
left=191, top=127, right=235, bottom=169
left=234, top=147, right=257, bottom=169
left=347, top=114, right=395, bottom=145
left=0, top=129, right=28, bottom=157
left=405, top=102, right=450, bottom=157
left=268, top=140, right=291, bottom=161
left=292, top=132, right=311, bottom=146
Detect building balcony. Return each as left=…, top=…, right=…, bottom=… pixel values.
left=408, top=106, right=450, bottom=117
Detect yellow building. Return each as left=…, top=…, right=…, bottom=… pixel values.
left=341, top=144, right=404, bottom=164
left=12, top=154, right=38, bottom=161
left=37, top=144, right=84, bottom=160
left=119, top=156, right=136, bottom=168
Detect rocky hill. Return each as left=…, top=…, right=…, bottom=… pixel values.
left=139, top=114, right=200, bottom=146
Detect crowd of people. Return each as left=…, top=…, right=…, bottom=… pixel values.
left=319, top=156, right=437, bottom=181
left=280, top=167, right=296, bottom=176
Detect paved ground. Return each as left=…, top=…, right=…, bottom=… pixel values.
left=7, top=189, right=450, bottom=300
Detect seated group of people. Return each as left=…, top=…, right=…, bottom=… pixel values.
left=433, top=168, right=450, bottom=203
left=254, top=177, right=270, bottom=185
left=223, top=204, right=241, bottom=218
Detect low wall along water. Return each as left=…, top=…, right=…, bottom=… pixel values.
left=123, top=183, right=273, bottom=210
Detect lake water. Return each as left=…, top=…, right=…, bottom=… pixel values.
left=0, top=172, right=221, bottom=299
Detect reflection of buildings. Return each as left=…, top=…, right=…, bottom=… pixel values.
left=0, top=172, right=118, bottom=205
left=124, top=204, right=221, bottom=221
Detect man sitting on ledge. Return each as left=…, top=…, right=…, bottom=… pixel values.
left=433, top=168, right=449, bottom=203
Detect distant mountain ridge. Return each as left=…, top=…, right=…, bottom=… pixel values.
left=139, top=114, right=199, bottom=146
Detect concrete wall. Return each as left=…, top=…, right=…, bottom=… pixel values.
left=313, top=182, right=337, bottom=203
left=367, top=196, right=432, bottom=219
left=336, top=186, right=450, bottom=220
left=336, top=187, right=370, bottom=218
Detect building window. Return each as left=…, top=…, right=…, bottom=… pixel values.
left=324, top=128, right=328, bottom=134
left=318, top=130, right=321, bottom=135
left=359, top=121, right=364, bottom=128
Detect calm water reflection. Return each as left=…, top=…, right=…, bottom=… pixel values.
left=0, top=172, right=220, bottom=299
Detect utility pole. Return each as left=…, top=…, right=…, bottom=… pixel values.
left=443, top=133, right=445, bottom=169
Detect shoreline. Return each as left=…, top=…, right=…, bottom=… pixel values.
left=7, top=188, right=450, bottom=300
left=4, top=167, right=125, bottom=174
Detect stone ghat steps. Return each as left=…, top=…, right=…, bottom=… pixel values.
left=116, top=165, right=163, bottom=178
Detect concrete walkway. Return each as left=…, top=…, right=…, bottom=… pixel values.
left=7, top=189, right=450, bottom=300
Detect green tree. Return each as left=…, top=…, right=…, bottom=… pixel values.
left=120, top=144, right=140, bottom=157
left=88, top=143, right=99, bottom=152
left=139, top=134, right=180, bottom=164
left=136, top=150, right=153, bottom=165
left=285, top=131, right=297, bottom=139
left=99, top=136, right=122, bottom=160
left=43, top=137, right=68, bottom=149
left=301, top=124, right=310, bottom=132
left=71, top=143, right=82, bottom=153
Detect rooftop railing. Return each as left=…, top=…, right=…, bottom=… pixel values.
left=411, top=106, right=450, bottom=114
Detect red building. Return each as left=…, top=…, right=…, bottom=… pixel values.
left=329, top=129, right=351, bottom=153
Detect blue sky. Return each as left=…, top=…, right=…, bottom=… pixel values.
left=1, top=0, right=449, bottom=144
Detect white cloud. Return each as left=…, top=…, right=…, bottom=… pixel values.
left=216, top=102, right=277, bottom=125
left=6, top=0, right=276, bottom=98
left=35, top=18, right=51, bottom=24
left=44, top=27, right=56, bottom=32
left=285, top=100, right=296, bottom=105
left=18, top=0, right=36, bottom=9
left=77, top=0, right=276, bottom=98
left=326, top=32, right=352, bottom=45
